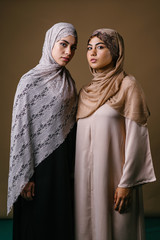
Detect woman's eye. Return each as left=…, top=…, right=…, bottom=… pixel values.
left=97, top=45, right=104, bottom=49
left=60, top=42, right=67, bottom=47
left=87, top=46, right=92, bottom=51
left=71, top=46, right=77, bottom=51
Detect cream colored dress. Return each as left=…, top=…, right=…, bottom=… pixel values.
left=75, top=103, right=156, bottom=240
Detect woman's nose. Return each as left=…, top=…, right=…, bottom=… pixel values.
left=91, top=48, right=97, bottom=56
left=65, top=46, right=72, bottom=56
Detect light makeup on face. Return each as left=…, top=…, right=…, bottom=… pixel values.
left=87, top=36, right=113, bottom=72
left=59, top=39, right=77, bottom=52
left=52, top=35, right=77, bottom=66
left=87, top=42, right=106, bottom=51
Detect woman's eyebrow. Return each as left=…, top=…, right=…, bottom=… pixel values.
left=96, top=42, right=105, bottom=46
left=88, top=42, right=105, bottom=46
left=61, top=39, right=69, bottom=44
left=60, top=39, right=77, bottom=46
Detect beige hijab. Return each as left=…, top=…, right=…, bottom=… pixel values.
left=77, top=28, right=150, bottom=126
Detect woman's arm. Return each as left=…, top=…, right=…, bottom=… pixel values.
left=114, top=118, right=156, bottom=214
left=118, top=118, right=155, bottom=188
left=20, top=174, right=35, bottom=201
left=21, top=181, right=35, bottom=201
left=114, top=187, right=133, bottom=214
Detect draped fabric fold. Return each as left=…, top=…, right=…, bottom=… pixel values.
left=77, top=28, right=150, bottom=126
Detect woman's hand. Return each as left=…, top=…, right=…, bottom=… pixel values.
left=21, top=182, right=35, bottom=201
left=114, top=187, right=133, bottom=214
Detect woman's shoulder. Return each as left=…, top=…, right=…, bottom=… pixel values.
left=122, top=74, right=137, bottom=87
left=16, top=68, right=40, bottom=93
left=121, top=74, right=142, bottom=93
left=13, top=69, right=39, bottom=107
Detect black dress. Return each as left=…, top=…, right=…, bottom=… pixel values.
left=13, top=125, right=76, bottom=240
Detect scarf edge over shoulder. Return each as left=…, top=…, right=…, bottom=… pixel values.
left=76, top=28, right=150, bottom=126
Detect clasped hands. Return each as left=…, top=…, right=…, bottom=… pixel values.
left=114, top=187, right=133, bottom=214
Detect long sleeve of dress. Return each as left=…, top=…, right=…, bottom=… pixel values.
left=118, top=118, right=156, bottom=188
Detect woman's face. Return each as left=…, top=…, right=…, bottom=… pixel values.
left=52, top=35, right=77, bottom=66
left=87, top=36, right=113, bottom=72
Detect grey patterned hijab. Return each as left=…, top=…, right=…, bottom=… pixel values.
left=7, top=22, right=78, bottom=214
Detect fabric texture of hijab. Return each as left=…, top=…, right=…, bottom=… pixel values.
left=7, top=22, right=78, bottom=214
left=77, top=28, right=150, bottom=126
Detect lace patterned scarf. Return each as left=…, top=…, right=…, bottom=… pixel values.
left=7, top=22, right=78, bottom=214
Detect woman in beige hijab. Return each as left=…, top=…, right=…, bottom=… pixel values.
left=75, top=28, right=156, bottom=240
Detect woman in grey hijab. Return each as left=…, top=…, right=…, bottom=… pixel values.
left=8, top=22, right=78, bottom=240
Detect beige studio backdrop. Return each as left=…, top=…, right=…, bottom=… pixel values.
left=0, top=0, right=160, bottom=218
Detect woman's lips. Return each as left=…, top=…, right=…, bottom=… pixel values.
left=62, top=57, right=70, bottom=62
left=90, top=58, right=97, bottom=63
